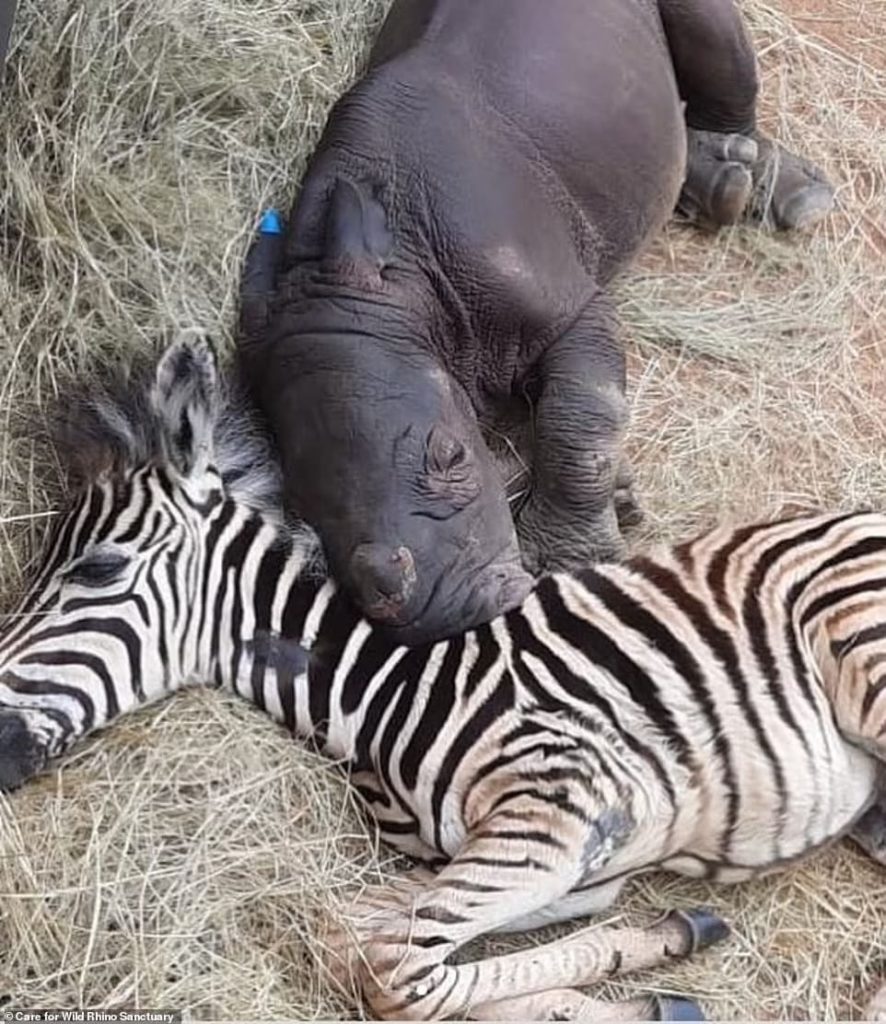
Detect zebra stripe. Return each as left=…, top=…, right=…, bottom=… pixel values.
left=3, top=339, right=886, bottom=1020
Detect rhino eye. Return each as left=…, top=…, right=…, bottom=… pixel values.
left=426, top=429, right=469, bottom=475
left=64, top=550, right=129, bottom=588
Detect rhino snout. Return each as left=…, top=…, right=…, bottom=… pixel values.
left=349, top=543, right=418, bottom=622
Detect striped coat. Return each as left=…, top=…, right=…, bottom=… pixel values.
left=1, top=338, right=883, bottom=1021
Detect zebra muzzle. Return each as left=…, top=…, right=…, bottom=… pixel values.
left=0, top=711, right=49, bottom=791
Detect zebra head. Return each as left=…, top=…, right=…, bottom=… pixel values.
left=0, top=334, right=297, bottom=791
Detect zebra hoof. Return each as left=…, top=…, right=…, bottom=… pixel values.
left=655, top=907, right=731, bottom=956
left=0, top=712, right=47, bottom=791
left=652, top=995, right=707, bottom=1021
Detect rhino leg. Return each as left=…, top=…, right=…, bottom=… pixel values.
left=659, top=0, right=834, bottom=232
left=657, top=0, right=759, bottom=137
left=517, top=297, right=631, bottom=575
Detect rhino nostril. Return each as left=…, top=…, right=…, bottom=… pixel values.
left=350, top=544, right=417, bottom=618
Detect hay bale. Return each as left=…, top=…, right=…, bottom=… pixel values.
left=0, top=0, right=884, bottom=1017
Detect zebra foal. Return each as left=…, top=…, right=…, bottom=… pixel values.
left=1, top=336, right=885, bottom=1021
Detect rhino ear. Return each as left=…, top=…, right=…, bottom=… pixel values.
left=325, top=178, right=393, bottom=276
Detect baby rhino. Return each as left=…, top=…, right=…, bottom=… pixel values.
left=239, top=0, right=834, bottom=645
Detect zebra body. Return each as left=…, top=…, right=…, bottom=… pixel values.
left=245, top=517, right=880, bottom=885
left=2, top=337, right=885, bottom=1021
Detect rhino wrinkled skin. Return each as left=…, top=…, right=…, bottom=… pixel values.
left=239, top=0, right=832, bottom=645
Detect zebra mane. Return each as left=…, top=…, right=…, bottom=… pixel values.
left=46, top=348, right=326, bottom=572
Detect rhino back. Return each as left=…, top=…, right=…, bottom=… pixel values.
left=283, top=0, right=684, bottom=397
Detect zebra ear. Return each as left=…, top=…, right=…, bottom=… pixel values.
left=151, top=333, right=219, bottom=477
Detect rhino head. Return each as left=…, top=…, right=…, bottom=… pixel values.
left=240, top=177, right=533, bottom=645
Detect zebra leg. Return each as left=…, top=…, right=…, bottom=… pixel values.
left=470, top=988, right=706, bottom=1022
left=489, top=879, right=628, bottom=934
left=341, top=879, right=722, bottom=1020
left=330, top=804, right=727, bottom=1020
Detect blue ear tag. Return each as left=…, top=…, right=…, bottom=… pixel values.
left=259, top=208, right=284, bottom=235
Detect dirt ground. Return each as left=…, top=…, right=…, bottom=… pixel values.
left=0, top=0, right=885, bottom=1020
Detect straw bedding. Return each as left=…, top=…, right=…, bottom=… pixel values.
left=0, top=0, right=884, bottom=1017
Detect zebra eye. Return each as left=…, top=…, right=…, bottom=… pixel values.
left=63, top=550, right=129, bottom=588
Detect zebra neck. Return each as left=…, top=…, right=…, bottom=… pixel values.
left=205, top=509, right=399, bottom=760
left=235, top=577, right=404, bottom=761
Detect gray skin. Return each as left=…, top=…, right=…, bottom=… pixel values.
left=239, top=0, right=835, bottom=646
left=1, top=0, right=16, bottom=67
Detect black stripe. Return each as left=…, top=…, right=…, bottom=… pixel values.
left=178, top=540, right=200, bottom=671
left=2, top=671, right=96, bottom=731
left=165, top=535, right=184, bottom=635
left=706, top=520, right=778, bottom=620
left=488, top=783, right=590, bottom=823
left=354, top=781, right=391, bottom=808
left=400, top=637, right=465, bottom=791
left=443, top=879, right=501, bottom=894
left=799, top=574, right=886, bottom=631
left=196, top=500, right=237, bottom=651
left=342, top=625, right=398, bottom=714
left=422, top=967, right=460, bottom=1020
left=12, top=491, right=102, bottom=633
left=414, top=906, right=469, bottom=924
left=517, top=763, right=615, bottom=794
left=275, top=579, right=324, bottom=730
left=354, top=655, right=409, bottom=770
left=136, top=510, right=165, bottom=551
left=832, top=622, right=886, bottom=664
left=211, top=516, right=262, bottom=690
left=375, top=645, right=434, bottom=806
left=61, top=571, right=152, bottom=627
left=577, top=569, right=711, bottom=770
left=156, top=466, right=224, bottom=516
left=377, top=818, right=419, bottom=834
left=772, top=541, right=886, bottom=784
left=173, top=481, right=225, bottom=516
left=430, top=670, right=514, bottom=852
left=632, top=557, right=787, bottom=850
left=410, top=935, right=451, bottom=949
left=141, top=549, right=169, bottom=688
left=506, top=589, right=678, bottom=809
left=499, top=719, right=555, bottom=744
left=600, top=561, right=740, bottom=849
left=743, top=516, right=872, bottom=722
left=463, top=624, right=498, bottom=700
left=473, top=828, right=567, bottom=849
left=10, top=617, right=144, bottom=701
left=862, top=674, right=886, bottom=728
left=16, top=650, right=118, bottom=719
left=103, top=477, right=146, bottom=545
left=154, top=468, right=178, bottom=504
left=248, top=538, right=292, bottom=709
left=307, top=591, right=363, bottom=742
left=454, top=854, right=552, bottom=872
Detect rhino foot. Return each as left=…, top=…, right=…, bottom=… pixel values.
left=518, top=497, right=627, bottom=575
left=614, top=459, right=644, bottom=530
left=678, top=128, right=757, bottom=229
left=746, top=134, right=835, bottom=232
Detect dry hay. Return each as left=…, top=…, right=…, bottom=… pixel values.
left=0, top=0, right=884, bottom=1018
